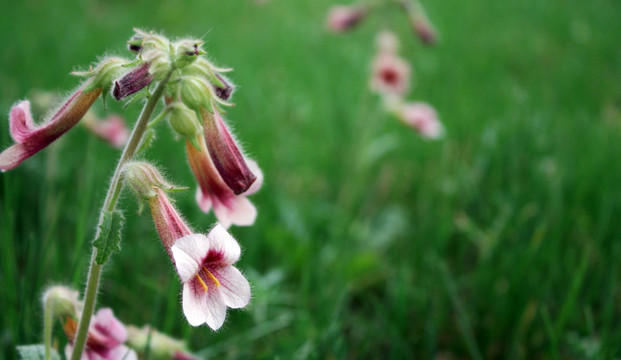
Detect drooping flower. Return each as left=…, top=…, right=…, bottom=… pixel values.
left=123, top=162, right=190, bottom=253
left=186, top=134, right=261, bottom=228
left=398, top=102, right=444, bottom=139
left=82, top=114, right=129, bottom=148
left=0, top=84, right=102, bottom=171
left=201, top=107, right=257, bottom=195
left=64, top=308, right=137, bottom=360
left=369, top=52, right=412, bottom=98
left=171, top=225, right=251, bottom=330
left=326, top=5, right=368, bottom=33
left=122, top=163, right=252, bottom=330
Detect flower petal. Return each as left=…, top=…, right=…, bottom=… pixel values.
left=90, top=308, right=127, bottom=346
left=207, top=224, right=241, bottom=264
left=242, top=158, right=263, bottom=196
left=171, top=234, right=210, bottom=282
left=213, top=195, right=257, bottom=229
left=182, top=283, right=206, bottom=327
left=0, top=143, right=29, bottom=172
left=9, top=101, right=36, bottom=143
left=212, top=266, right=251, bottom=309
left=105, top=345, right=138, bottom=360
left=202, top=288, right=227, bottom=330
left=195, top=187, right=213, bottom=213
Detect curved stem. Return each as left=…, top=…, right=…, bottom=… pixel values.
left=70, top=69, right=173, bottom=360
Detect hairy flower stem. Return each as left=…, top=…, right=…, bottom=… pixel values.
left=70, top=69, right=174, bottom=360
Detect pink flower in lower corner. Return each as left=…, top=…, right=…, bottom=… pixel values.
left=0, top=84, right=102, bottom=171
left=186, top=134, right=262, bottom=229
left=369, top=52, right=412, bottom=98
left=171, top=225, right=251, bottom=330
left=64, top=308, right=137, bottom=360
left=83, top=114, right=129, bottom=148
left=399, top=102, right=444, bottom=139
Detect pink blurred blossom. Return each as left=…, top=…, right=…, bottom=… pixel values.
left=64, top=308, right=137, bottom=360
left=369, top=52, right=412, bottom=98
left=83, top=115, right=129, bottom=148
left=399, top=102, right=443, bottom=139
left=327, top=5, right=368, bottom=33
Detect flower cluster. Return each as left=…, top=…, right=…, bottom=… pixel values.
left=43, top=286, right=199, bottom=359
left=44, top=286, right=138, bottom=360
left=371, top=31, right=443, bottom=139
left=325, top=1, right=443, bottom=139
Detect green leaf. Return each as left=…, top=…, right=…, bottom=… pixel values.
left=93, top=210, right=124, bottom=265
left=16, top=344, right=60, bottom=360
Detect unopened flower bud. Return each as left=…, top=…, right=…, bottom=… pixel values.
left=211, top=73, right=234, bottom=101
left=74, top=57, right=132, bottom=93
left=113, top=62, right=154, bottom=100
left=401, top=1, right=437, bottom=46
left=202, top=108, right=257, bottom=194
left=411, top=14, right=437, bottom=45
left=180, top=77, right=212, bottom=112
left=167, top=103, right=202, bottom=145
left=174, top=39, right=205, bottom=69
left=43, top=285, right=82, bottom=319
left=123, top=162, right=182, bottom=200
left=127, top=35, right=144, bottom=52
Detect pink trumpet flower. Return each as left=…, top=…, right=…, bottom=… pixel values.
left=327, top=5, right=368, bottom=33
left=64, top=308, right=137, bottom=360
left=0, top=84, right=102, bottom=171
left=171, top=225, right=251, bottom=330
left=201, top=107, right=257, bottom=195
left=399, top=102, right=444, bottom=139
left=149, top=187, right=193, bottom=256
left=83, top=114, right=129, bottom=148
left=127, top=172, right=251, bottom=330
left=186, top=134, right=262, bottom=228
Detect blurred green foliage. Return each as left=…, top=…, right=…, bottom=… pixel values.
left=1, top=0, right=621, bottom=358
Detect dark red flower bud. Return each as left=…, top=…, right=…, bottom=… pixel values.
left=113, top=63, right=153, bottom=100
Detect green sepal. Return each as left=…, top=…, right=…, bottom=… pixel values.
left=136, top=128, right=156, bottom=156
left=17, top=345, right=60, bottom=360
left=93, top=210, right=124, bottom=265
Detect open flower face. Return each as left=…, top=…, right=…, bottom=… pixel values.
left=369, top=52, right=411, bottom=98
left=171, top=225, right=251, bottom=330
left=186, top=135, right=261, bottom=228
left=0, top=85, right=102, bottom=171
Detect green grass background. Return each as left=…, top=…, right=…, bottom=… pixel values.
left=1, top=0, right=621, bottom=358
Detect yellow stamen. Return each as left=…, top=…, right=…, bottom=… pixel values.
left=196, top=274, right=208, bottom=292
left=203, top=267, right=220, bottom=287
